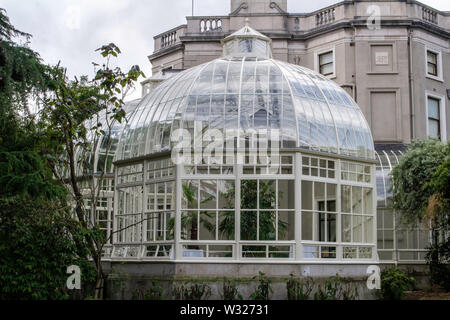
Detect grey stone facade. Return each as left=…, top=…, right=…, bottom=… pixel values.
left=147, top=0, right=450, bottom=145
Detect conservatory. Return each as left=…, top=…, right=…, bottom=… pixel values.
left=107, top=24, right=378, bottom=263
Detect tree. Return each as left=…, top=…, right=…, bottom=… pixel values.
left=391, top=139, right=449, bottom=230
left=0, top=8, right=94, bottom=299
left=391, top=139, right=450, bottom=290
left=39, top=43, right=145, bottom=299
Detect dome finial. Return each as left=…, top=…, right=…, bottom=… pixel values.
left=245, top=18, right=250, bottom=27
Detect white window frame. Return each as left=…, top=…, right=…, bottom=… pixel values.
left=425, top=47, right=443, bottom=82
left=314, top=47, right=336, bottom=79
left=425, top=91, right=447, bottom=142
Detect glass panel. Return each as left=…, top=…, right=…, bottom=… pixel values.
left=428, top=119, right=439, bottom=138
left=302, top=212, right=314, bottom=241
left=181, top=211, right=198, bottom=241
left=302, top=181, right=313, bottom=210
left=352, top=186, right=362, bottom=214
left=342, top=215, right=352, bottom=242
left=352, top=216, right=363, bottom=243
left=241, top=211, right=257, bottom=240
left=218, top=211, right=235, bottom=240
left=259, top=211, right=276, bottom=241
left=241, top=180, right=258, bottom=209
left=341, top=185, right=351, bottom=213
left=428, top=98, right=439, bottom=119
left=278, top=180, right=295, bottom=209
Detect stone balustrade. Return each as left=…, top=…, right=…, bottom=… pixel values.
left=316, top=8, right=336, bottom=27
left=200, top=18, right=223, bottom=33
left=422, top=6, right=438, bottom=24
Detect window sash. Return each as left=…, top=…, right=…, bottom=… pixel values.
left=427, top=51, right=438, bottom=76
left=319, top=52, right=334, bottom=76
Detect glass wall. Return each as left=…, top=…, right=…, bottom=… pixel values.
left=375, top=150, right=431, bottom=263
left=111, top=152, right=377, bottom=262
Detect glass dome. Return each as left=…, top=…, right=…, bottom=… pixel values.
left=117, top=39, right=373, bottom=162
left=110, top=25, right=378, bottom=263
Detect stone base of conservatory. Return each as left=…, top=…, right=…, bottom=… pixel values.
left=103, top=261, right=380, bottom=300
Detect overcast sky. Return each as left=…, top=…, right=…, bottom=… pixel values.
left=1, top=0, right=448, bottom=100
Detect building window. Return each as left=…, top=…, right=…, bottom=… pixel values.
left=427, top=96, right=441, bottom=139
left=427, top=51, right=438, bottom=76
left=318, top=51, right=334, bottom=76
left=425, top=48, right=442, bottom=81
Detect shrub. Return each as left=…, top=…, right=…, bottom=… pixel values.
left=222, top=279, right=243, bottom=300
left=133, top=281, right=164, bottom=300
left=380, top=267, right=416, bottom=300
left=250, top=271, right=272, bottom=300
left=173, top=281, right=212, bottom=300
left=426, top=239, right=450, bottom=291
left=313, top=274, right=358, bottom=300
left=286, top=274, right=313, bottom=300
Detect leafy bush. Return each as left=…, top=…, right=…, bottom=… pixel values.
left=222, top=279, right=243, bottom=300
left=286, top=274, right=313, bottom=300
left=250, top=271, right=272, bottom=300
left=0, top=198, right=95, bottom=300
left=132, top=281, right=164, bottom=300
left=426, top=239, right=450, bottom=291
left=173, top=281, right=212, bottom=300
left=313, top=274, right=358, bottom=300
left=380, top=267, right=416, bottom=300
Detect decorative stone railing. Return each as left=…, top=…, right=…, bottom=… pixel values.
left=316, top=8, right=336, bottom=26
left=161, top=31, right=177, bottom=48
left=200, top=18, right=223, bottom=33
left=422, top=6, right=438, bottom=24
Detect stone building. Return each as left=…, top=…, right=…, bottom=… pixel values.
left=147, top=0, right=449, bottom=146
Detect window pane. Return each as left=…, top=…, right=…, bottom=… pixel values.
left=259, top=211, right=276, bottom=241
left=428, top=98, right=439, bottom=119
left=352, top=186, right=362, bottom=214
left=341, top=185, right=351, bottom=213
left=218, top=211, right=235, bottom=240
left=428, top=119, right=439, bottom=138
left=278, top=211, right=295, bottom=241
left=427, top=63, right=437, bottom=76
left=259, top=180, right=276, bottom=209
left=241, top=211, right=257, bottom=240
left=302, top=212, right=314, bottom=240
left=320, top=63, right=334, bottom=76
left=342, top=215, right=352, bottom=242
left=352, top=216, right=363, bottom=243
left=427, top=51, right=437, bottom=64
left=363, top=188, right=373, bottom=214
left=319, top=52, right=333, bottom=65
left=278, top=180, right=295, bottom=209
left=241, top=180, right=258, bottom=209
left=302, top=181, right=313, bottom=210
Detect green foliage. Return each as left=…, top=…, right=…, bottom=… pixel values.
left=380, top=267, right=415, bottom=300
left=173, top=281, right=212, bottom=300
left=222, top=279, right=243, bottom=300
left=286, top=274, right=313, bottom=300
left=0, top=197, right=95, bottom=300
left=426, top=238, right=450, bottom=291
left=250, top=271, right=272, bottom=300
left=391, top=139, right=450, bottom=228
left=313, top=274, right=359, bottom=300
left=132, top=281, right=164, bottom=300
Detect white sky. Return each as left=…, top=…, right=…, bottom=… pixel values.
left=0, top=0, right=448, bottom=101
